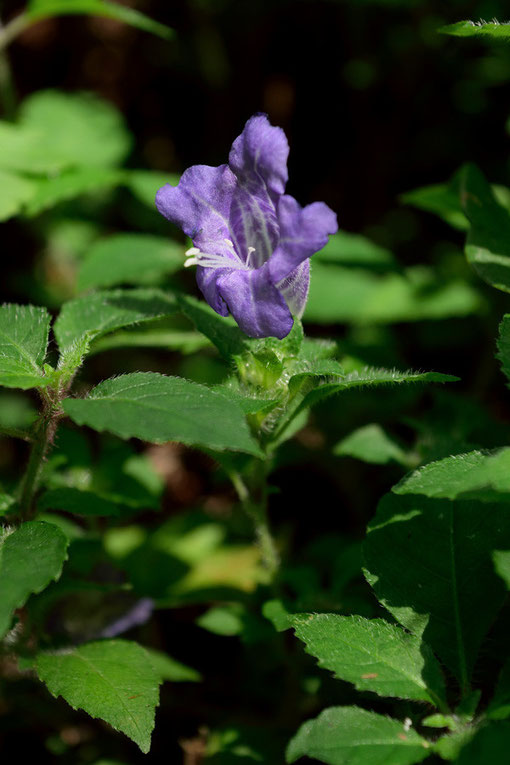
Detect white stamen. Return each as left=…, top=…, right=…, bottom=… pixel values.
left=224, top=239, right=235, bottom=248
left=183, top=244, right=249, bottom=271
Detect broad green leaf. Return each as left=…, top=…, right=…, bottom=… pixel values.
left=38, top=488, right=120, bottom=516
left=400, top=173, right=468, bottom=230
left=145, top=647, right=201, bottom=682
left=0, top=122, right=65, bottom=174
left=334, top=423, right=408, bottom=465
left=497, top=315, right=510, bottom=385
left=78, top=234, right=184, bottom=291
left=63, top=372, right=262, bottom=456
left=456, top=722, right=510, bottom=764
left=90, top=328, right=210, bottom=356
left=440, top=20, right=510, bottom=40
left=395, top=449, right=510, bottom=502
left=291, top=613, right=446, bottom=705
left=460, top=163, right=510, bottom=292
left=0, top=521, right=68, bottom=637
left=24, top=167, right=124, bottom=216
left=54, top=288, right=178, bottom=352
left=178, top=294, right=250, bottom=359
left=36, top=639, right=161, bottom=752
left=364, top=493, right=510, bottom=685
left=0, top=303, right=51, bottom=389
left=0, top=170, right=37, bottom=221
left=197, top=605, right=244, bottom=636
left=286, top=706, right=430, bottom=765
left=305, top=263, right=481, bottom=324
left=488, top=659, right=510, bottom=720
left=315, top=229, right=396, bottom=268
left=27, top=0, right=175, bottom=40
left=126, top=170, right=179, bottom=208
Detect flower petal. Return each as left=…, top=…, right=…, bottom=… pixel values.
left=277, top=260, right=310, bottom=319
left=268, top=195, right=338, bottom=283
left=196, top=266, right=229, bottom=316
left=229, top=114, right=289, bottom=202
left=155, top=164, right=239, bottom=253
left=218, top=263, right=293, bottom=339
left=229, top=187, right=279, bottom=268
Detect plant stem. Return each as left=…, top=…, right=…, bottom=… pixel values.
left=230, top=467, right=279, bottom=578
left=0, top=14, right=30, bottom=53
left=18, top=399, right=59, bottom=522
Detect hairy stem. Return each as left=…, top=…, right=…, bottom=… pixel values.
left=230, top=467, right=279, bottom=578
left=18, top=398, right=60, bottom=522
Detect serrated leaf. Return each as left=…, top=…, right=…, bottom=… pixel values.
left=0, top=170, right=37, bottom=221
left=364, top=493, right=510, bottom=686
left=19, top=89, right=131, bottom=169
left=460, top=163, right=510, bottom=292
left=54, top=288, right=177, bottom=353
left=0, top=521, right=69, bottom=637
left=126, top=170, right=179, bottom=208
left=145, top=647, right=201, bottom=682
left=291, top=613, right=446, bottom=705
left=78, top=234, right=184, bottom=291
left=440, top=20, right=510, bottom=40
left=286, top=706, right=430, bottom=765
left=38, top=488, right=121, bottom=516
left=63, top=372, right=262, bottom=456
left=25, top=167, right=124, bottom=216
left=334, top=423, right=408, bottom=465
left=305, top=263, right=481, bottom=324
left=0, top=303, right=51, bottom=389
left=395, top=449, right=510, bottom=502
left=27, top=0, right=175, bottom=40
left=36, top=640, right=161, bottom=753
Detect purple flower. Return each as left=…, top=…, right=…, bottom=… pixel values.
left=156, top=114, right=338, bottom=339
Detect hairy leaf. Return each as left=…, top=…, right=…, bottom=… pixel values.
left=287, top=706, right=430, bottom=764
left=0, top=303, right=51, bottom=389
left=440, top=20, right=510, bottom=40
left=291, top=613, right=446, bottom=705
left=36, top=640, right=161, bottom=752
left=0, top=521, right=68, bottom=637
left=63, top=372, right=262, bottom=456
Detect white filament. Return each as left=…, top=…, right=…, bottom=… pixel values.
left=184, top=238, right=253, bottom=271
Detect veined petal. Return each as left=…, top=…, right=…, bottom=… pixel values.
left=229, top=114, right=289, bottom=202
left=277, top=260, right=310, bottom=319
left=217, top=263, right=294, bottom=339
left=155, top=164, right=239, bottom=254
left=196, top=266, right=229, bottom=316
left=230, top=186, right=279, bottom=268
left=268, top=195, right=338, bottom=283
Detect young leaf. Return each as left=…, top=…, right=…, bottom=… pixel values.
left=364, top=493, right=510, bottom=687
left=145, top=647, right=201, bottom=683
left=27, top=0, right=175, bottom=40
left=36, top=640, right=161, bottom=753
left=19, top=89, right=132, bottom=169
left=63, top=372, right=262, bottom=456
left=24, top=167, right=123, bottom=217
left=54, top=288, right=178, bottom=353
left=334, top=423, right=409, bottom=466
left=78, top=234, right=184, bottom=291
left=395, top=449, right=510, bottom=502
left=290, top=613, right=446, bottom=706
left=460, top=163, right=510, bottom=293
left=286, top=706, right=430, bottom=765
left=0, top=303, right=51, bottom=389
left=0, top=521, right=68, bottom=638
left=440, top=20, right=510, bottom=40
left=0, top=170, right=37, bottom=222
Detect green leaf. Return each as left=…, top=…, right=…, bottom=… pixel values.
left=286, top=706, right=431, bottom=765
left=145, top=647, right=201, bottom=683
left=197, top=605, right=244, bottom=636
left=334, top=423, right=408, bottom=465
left=89, top=328, right=210, bottom=356
left=178, top=294, right=249, bottom=359
left=78, top=234, right=184, bottom=291
left=0, top=122, right=65, bottom=174
left=315, top=230, right=396, bottom=268
left=394, top=449, right=510, bottom=502
left=400, top=173, right=468, bottom=230
left=305, top=263, right=481, bottom=324
left=36, top=639, right=161, bottom=753
left=63, top=372, right=262, bottom=456
left=440, top=20, right=510, bottom=40
left=488, top=659, right=510, bottom=720
left=0, top=303, right=51, bottom=389
left=27, top=0, right=175, bottom=40
left=291, top=613, right=446, bottom=705
left=125, top=170, right=179, bottom=208
left=364, top=493, right=510, bottom=685
left=456, top=722, right=510, bottom=763
left=24, top=167, right=124, bottom=216
left=0, top=170, right=37, bottom=221
left=460, top=163, right=510, bottom=293
left=0, top=521, right=68, bottom=638
left=38, top=488, right=121, bottom=516
left=54, top=288, right=178, bottom=353
left=497, top=315, right=510, bottom=385
left=19, top=89, right=132, bottom=169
